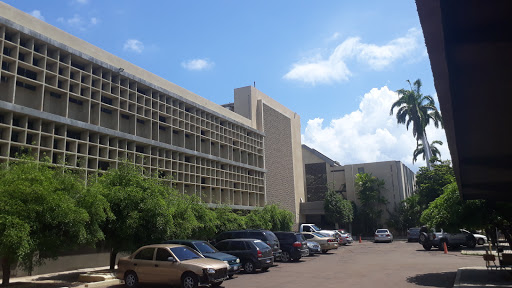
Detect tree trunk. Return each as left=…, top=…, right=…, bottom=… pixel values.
left=421, top=134, right=432, bottom=170
left=1, top=257, right=11, bottom=286
left=109, top=249, right=118, bottom=270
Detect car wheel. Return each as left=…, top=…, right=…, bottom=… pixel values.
left=423, top=243, right=432, bottom=251
left=280, top=251, right=290, bottom=262
left=243, top=261, right=256, bottom=273
left=261, top=267, right=269, bottom=272
left=466, top=237, right=477, bottom=249
left=181, top=273, right=198, bottom=288
left=321, top=249, right=328, bottom=254
left=124, top=271, right=138, bottom=288
left=419, top=233, right=427, bottom=244
left=478, top=238, right=485, bottom=245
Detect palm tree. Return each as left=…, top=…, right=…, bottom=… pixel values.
left=413, top=140, right=443, bottom=163
left=390, top=79, right=443, bottom=169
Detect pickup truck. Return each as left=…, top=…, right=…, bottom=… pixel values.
left=418, top=227, right=477, bottom=251
left=299, top=224, right=335, bottom=236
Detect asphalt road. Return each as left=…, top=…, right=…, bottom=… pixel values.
left=109, top=240, right=484, bottom=288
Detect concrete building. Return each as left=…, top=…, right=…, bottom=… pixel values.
left=301, top=145, right=416, bottom=229
left=0, top=2, right=304, bottom=275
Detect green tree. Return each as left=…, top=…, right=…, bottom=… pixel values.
left=0, top=158, right=108, bottom=285
left=390, top=79, right=443, bottom=169
left=324, top=188, right=353, bottom=229
left=387, top=194, right=422, bottom=234
left=245, top=204, right=294, bottom=231
left=93, top=162, right=177, bottom=269
left=355, top=173, right=387, bottom=235
left=213, top=206, right=246, bottom=235
left=415, top=160, right=455, bottom=208
left=413, top=140, right=443, bottom=164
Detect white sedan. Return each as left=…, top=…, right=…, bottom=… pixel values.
left=461, top=229, right=487, bottom=245
left=374, top=229, right=393, bottom=243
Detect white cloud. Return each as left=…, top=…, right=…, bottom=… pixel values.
left=284, top=28, right=422, bottom=85
left=181, top=59, right=215, bottom=71
left=301, top=86, right=449, bottom=172
left=57, top=14, right=98, bottom=31
left=123, top=39, right=144, bottom=53
left=74, top=0, right=89, bottom=4
left=29, top=10, right=45, bottom=21
left=327, top=32, right=340, bottom=42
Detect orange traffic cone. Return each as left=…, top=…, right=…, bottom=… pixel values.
left=443, top=242, right=448, bottom=254
left=359, top=235, right=362, bottom=243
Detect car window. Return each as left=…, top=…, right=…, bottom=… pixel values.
left=303, top=234, right=313, bottom=239
left=247, top=232, right=264, bottom=240
left=155, top=248, right=173, bottom=261
left=376, top=229, right=389, bottom=234
left=230, top=241, right=247, bottom=251
left=170, top=246, right=202, bottom=261
left=134, top=248, right=154, bottom=260
left=313, top=232, right=327, bottom=237
left=193, top=241, right=218, bottom=254
left=215, top=241, right=229, bottom=251
left=253, top=240, right=270, bottom=250
left=265, top=231, right=279, bottom=242
left=296, top=234, right=306, bottom=242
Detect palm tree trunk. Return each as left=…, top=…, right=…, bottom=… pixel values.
left=421, top=134, right=432, bottom=170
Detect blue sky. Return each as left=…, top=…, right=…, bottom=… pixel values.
left=4, top=0, right=449, bottom=171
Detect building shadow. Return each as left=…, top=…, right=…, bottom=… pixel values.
left=406, top=271, right=457, bottom=287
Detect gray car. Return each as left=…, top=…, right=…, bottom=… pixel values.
left=407, top=227, right=421, bottom=242
left=305, top=240, right=321, bottom=256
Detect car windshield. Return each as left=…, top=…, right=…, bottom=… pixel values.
left=193, top=241, right=218, bottom=254
left=376, top=229, right=389, bottom=234
left=312, top=225, right=322, bottom=231
left=170, top=246, right=202, bottom=261
left=253, top=240, right=270, bottom=250
left=313, top=232, right=327, bottom=237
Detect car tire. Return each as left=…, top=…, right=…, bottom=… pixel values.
left=466, top=236, right=477, bottom=249
left=423, top=243, right=432, bottom=251
left=419, top=233, right=428, bottom=244
left=243, top=261, right=256, bottom=273
left=478, top=238, right=485, bottom=245
left=321, top=249, right=328, bottom=254
left=182, top=273, right=199, bottom=288
left=280, top=251, right=290, bottom=262
left=124, top=271, right=138, bottom=288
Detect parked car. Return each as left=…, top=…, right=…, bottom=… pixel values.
left=461, top=229, right=487, bottom=245
left=419, top=227, right=477, bottom=250
left=164, top=240, right=241, bottom=277
left=336, top=230, right=354, bottom=245
left=213, top=229, right=282, bottom=260
left=301, top=232, right=338, bottom=253
left=116, top=244, right=228, bottom=288
left=273, top=231, right=309, bottom=262
left=305, top=240, right=321, bottom=256
left=407, top=227, right=421, bottom=242
left=214, top=239, right=274, bottom=273
left=374, top=229, right=393, bottom=243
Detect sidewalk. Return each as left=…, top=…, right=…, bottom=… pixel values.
left=454, top=267, right=512, bottom=288
left=5, top=266, right=121, bottom=288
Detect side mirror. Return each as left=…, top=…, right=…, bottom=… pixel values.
left=168, top=257, right=177, bottom=262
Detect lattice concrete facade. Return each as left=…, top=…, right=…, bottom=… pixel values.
left=0, top=3, right=304, bottom=215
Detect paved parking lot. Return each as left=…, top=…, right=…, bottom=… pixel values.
left=105, top=240, right=484, bottom=288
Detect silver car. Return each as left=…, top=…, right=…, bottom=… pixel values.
left=374, top=229, right=393, bottom=243
left=306, top=240, right=321, bottom=256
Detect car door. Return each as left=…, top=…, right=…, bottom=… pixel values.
left=153, top=247, right=181, bottom=285
left=229, top=241, right=250, bottom=263
left=131, top=248, right=156, bottom=283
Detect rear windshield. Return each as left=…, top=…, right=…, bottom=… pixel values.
left=253, top=240, right=270, bottom=250
left=376, top=229, right=389, bottom=234
left=295, top=234, right=306, bottom=242
left=264, top=231, right=279, bottom=243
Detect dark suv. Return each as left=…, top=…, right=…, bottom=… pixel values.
left=214, top=239, right=274, bottom=273
left=273, top=232, right=309, bottom=262
left=213, top=230, right=282, bottom=260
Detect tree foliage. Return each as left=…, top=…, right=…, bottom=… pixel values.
left=415, top=160, right=455, bottom=208
left=324, top=188, right=353, bottom=227
left=413, top=140, right=443, bottom=164
left=245, top=204, right=294, bottom=231
left=0, top=158, right=109, bottom=284
left=355, top=173, right=387, bottom=235
left=387, top=194, right=422, bottom=234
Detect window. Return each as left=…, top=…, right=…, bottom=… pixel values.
left=170, top=247, right=202, bottom=261
left=215, top=241, right=229, bottom=251
left=137, top=119, right=145, bottom=125
left=121, top=114, right=130, bottom=120
left=134, top=248, right=154, bottom=260
left=357, top=167, right=365, bottom=174
left=230, top=241, right=247, bottom=251
left=17, top=67, right=37, bottom=80
left=101, top=107, right=112, bottom=114
left=16, top=81, right=36, bottom=91
left=69, top=98, right=83, bottom=105
left=155, top=248, right=172, bottom=261
left=50, top=92, right=62, bottom=99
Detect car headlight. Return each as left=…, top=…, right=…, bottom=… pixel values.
left=236, top=258, right=240, bottom=263
left=206, top=268, right=216, bottom=274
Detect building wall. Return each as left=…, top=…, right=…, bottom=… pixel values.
left=234, top=86, right=305, bottom=226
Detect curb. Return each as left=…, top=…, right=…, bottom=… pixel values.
left=78, top=279, right=122, bottom=288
